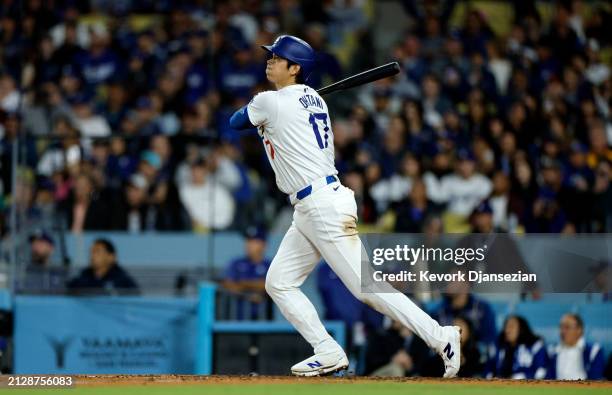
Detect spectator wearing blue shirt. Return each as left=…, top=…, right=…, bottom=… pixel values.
left=222, top=227, right=272, bottom=320
left=217, top=40, right=265, bottom=104
left=76, top=25, right=124, bottom=87
left=430, top=285, right=497, bottom=347
left=184, top=30, right=212, bottom=106
left=486, top=315, right=548, bottom=379
left=547, top=313, right=606, bottom=380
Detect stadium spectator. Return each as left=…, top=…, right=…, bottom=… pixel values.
left=525, top=157, right=574, bottom=233
left=36, top=115, right=82, bottom=178
left=110, top=174, right=153, bottom=232
left=2, top=0, right=611, bottom=238
left=96, top=81, right=128, bottom=132
left=371, top=152, right=421, bottom=213
left=392, top=178, right=438, bottom=233
left=222, top=226, right=271, bottom=320
left=429, top=278, right=497, bottom=347
left=179, top=154, right=235, bottom=231
left=28, top=230, right=55, bottom=267
left=22, top=82, right=70, bottom=137
left=489, top=171, right=516, bottom=231
left=127, top=149, right=187, bottom=231
left=72, top=93, right=111, bottom=141
left=426, top=149, right=492, bottom=231
left=486, top=315, right=548, bottom=379
left=365, top=318, right=431, bottom=377
left=367, top=314, right=483, bottom=378
left=547, top=313, right=606, bottom=380
left=0, top=74, right=21, bottom=113
left=17, top=231, right=66, bottom=293
left=76, top=23, right=123, bottom=87
left=67, top=238, right=138, bottom=295
left=59, top=172, right=110, bottom=232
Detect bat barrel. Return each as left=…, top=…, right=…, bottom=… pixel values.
left=317, top=62, right=401, bottom=96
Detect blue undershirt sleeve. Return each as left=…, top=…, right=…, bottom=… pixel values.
left=229, top=105, right=255, bottom=130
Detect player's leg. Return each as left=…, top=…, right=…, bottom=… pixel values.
left=297, top=184, right=461, bottom=377
left=265, top=221, right=348, bottom=375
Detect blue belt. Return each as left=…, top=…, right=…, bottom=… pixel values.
left=295, top=175, right=338, bottom=200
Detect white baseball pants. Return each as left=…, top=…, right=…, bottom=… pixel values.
left=265, top=180, right=447, bottom=355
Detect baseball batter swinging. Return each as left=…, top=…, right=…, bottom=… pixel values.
left=230, top=35, right=461, bottom=377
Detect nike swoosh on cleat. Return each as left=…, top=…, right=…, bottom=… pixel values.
left=333, top=186, right=339, bottom=191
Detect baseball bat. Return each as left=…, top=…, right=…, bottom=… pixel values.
left=316, top=62, right=401, bottom=96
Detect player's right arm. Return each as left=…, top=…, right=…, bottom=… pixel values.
left=229, top=91, right=278, bottom=130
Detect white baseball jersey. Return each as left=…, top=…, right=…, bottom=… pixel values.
left=247, top=84, right=337, bottom=194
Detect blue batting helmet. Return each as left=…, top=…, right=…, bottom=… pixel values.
left=261, top=35, right=316, bottom=82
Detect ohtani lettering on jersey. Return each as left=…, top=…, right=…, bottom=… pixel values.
left=299, top=94, right=324, bottom=110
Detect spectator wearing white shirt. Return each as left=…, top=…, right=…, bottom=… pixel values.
left=547, top=313, right=606, bottom=380
left=425, top=149, right=492, bottom=218
left=179, top=157, right=235, bottom=231
left=71, top=93, right=111, bottom=139
left=0, top=73, right=21, bottom=113
left=37, top=116, right=82, bottom=177
left=370, top=153, right=420, bottom=213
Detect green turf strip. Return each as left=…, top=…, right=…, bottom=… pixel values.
left=1, top=383, right=610, bottom=395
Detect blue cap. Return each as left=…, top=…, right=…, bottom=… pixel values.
left=245, top=226, right=267, bottom=241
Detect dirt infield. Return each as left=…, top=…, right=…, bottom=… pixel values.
left=74, top=375, right=612, bottom=389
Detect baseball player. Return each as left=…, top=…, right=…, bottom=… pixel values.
left=229, top=35, right=461, bottom=377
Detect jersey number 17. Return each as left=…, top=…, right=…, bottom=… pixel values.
left=308, top=113, right=330, bottom=149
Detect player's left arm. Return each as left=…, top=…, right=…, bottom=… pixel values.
left=229, top=105, right=255, bottom=130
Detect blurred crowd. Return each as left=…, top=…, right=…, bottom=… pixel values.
left=0, top=0, right=611, bottom=237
